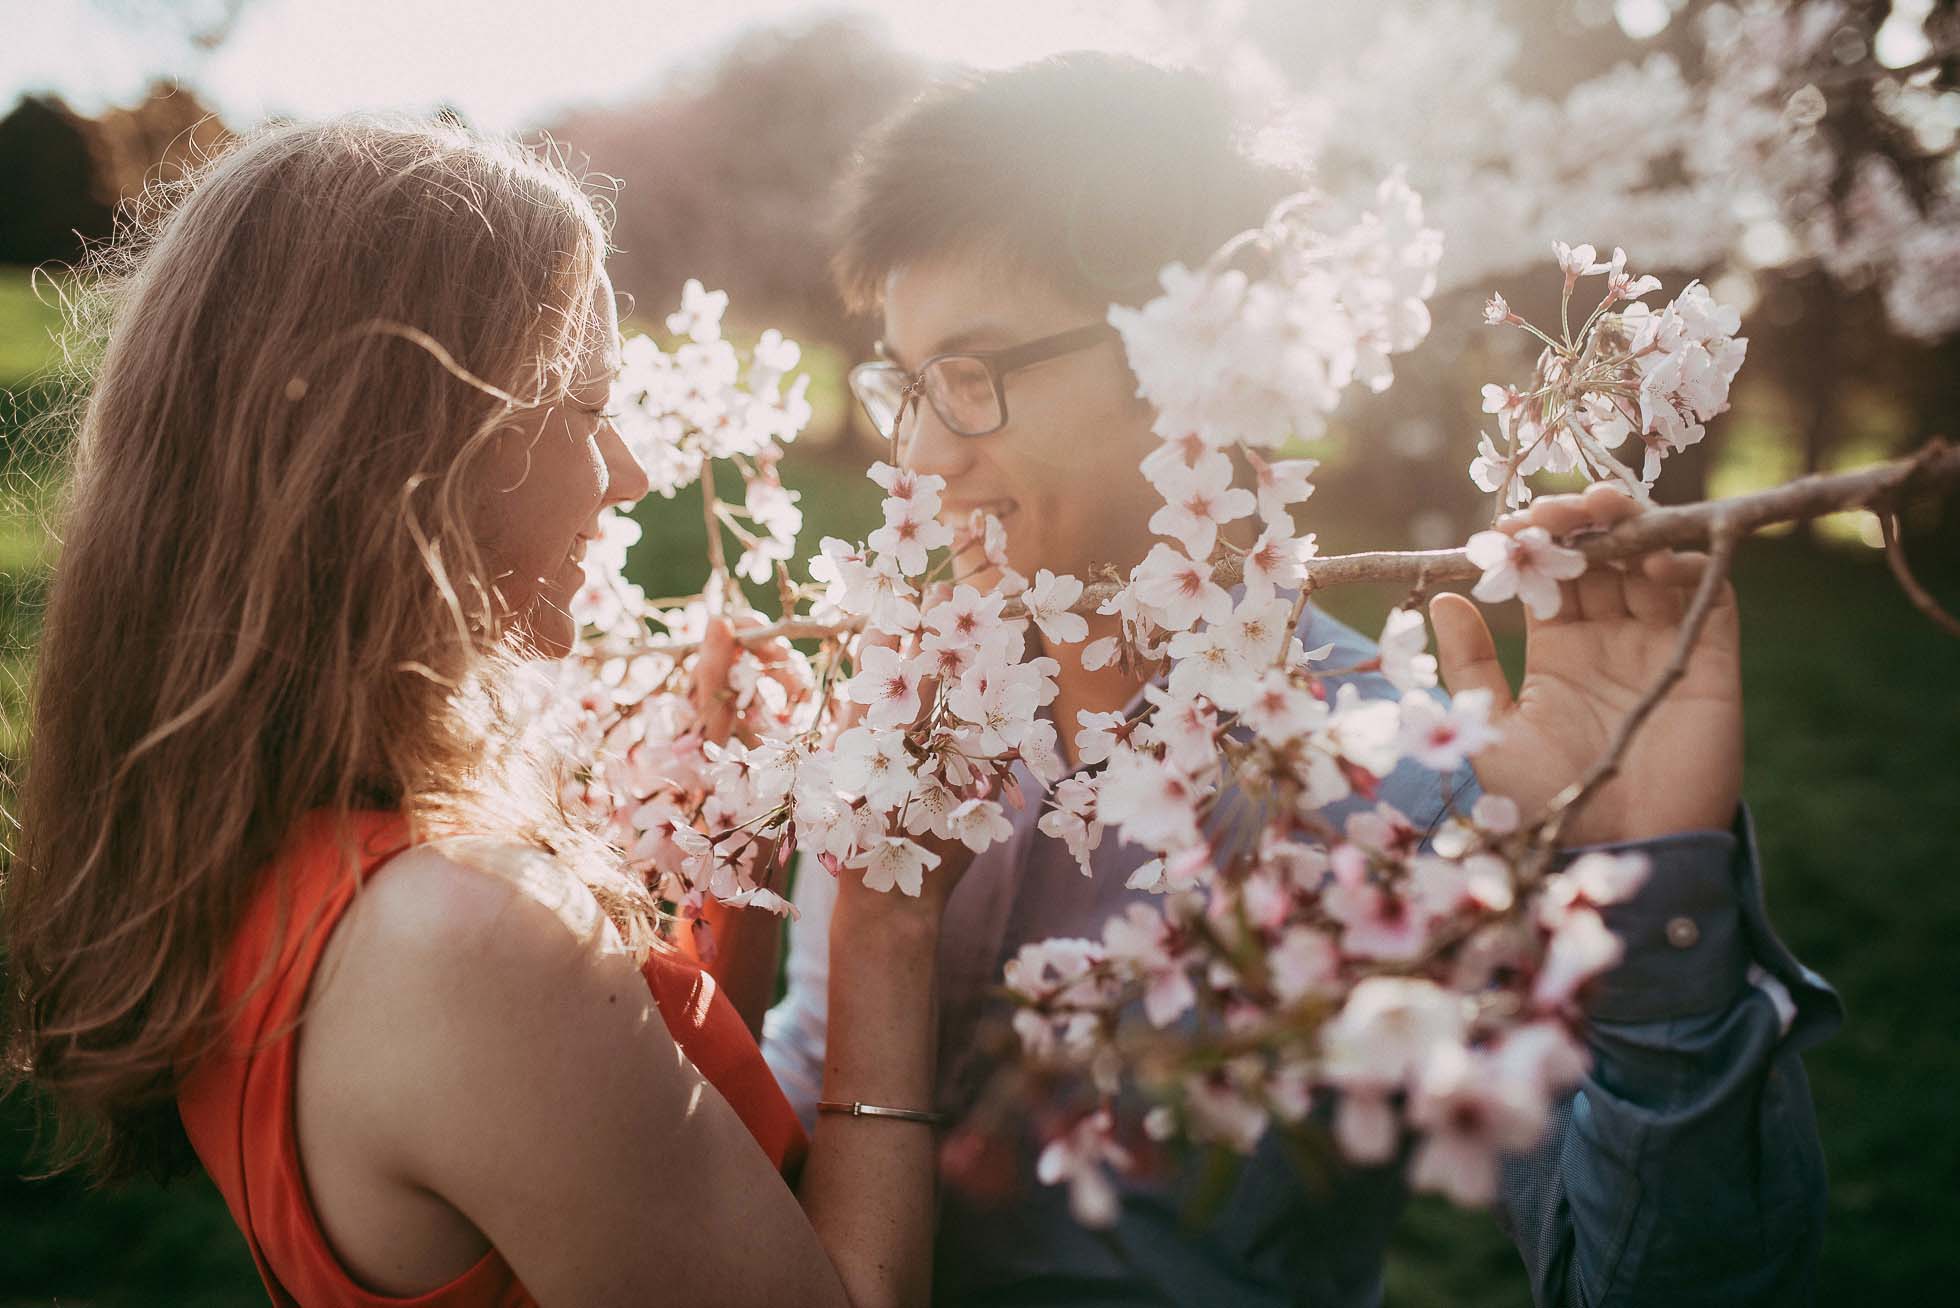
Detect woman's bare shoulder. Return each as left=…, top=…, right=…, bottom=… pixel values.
left=300, top=836, right=674, bottom=1142
left=349, top=836, right=623, bottom=965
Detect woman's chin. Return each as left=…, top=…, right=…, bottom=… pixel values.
left=510, top=609, right=577, bottom=661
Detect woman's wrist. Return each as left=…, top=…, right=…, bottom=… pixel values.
left=830, top=882, right=942, bottom=950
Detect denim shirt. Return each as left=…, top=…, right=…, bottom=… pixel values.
left=763, top=605, right=1840, bottom=1307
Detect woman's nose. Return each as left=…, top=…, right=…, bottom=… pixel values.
left=599, top=423, right=652, bottom=507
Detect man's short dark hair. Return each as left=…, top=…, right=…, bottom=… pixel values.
left=830, top=52, right=1304, bottom=316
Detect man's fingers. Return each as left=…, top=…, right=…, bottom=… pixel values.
left=1510, top=492, right=1591, bottom=537
left=1641, top=549, right=1709, bottom=588
left=1579, top=481, right=1641, bottom=524
left=1622, top=552, right=1688, bottom=625
left=1640, top=549, right=1740, bottom=627
left=1574, top=564, right=1630, bottom=621
left=1428, top=592, right=1516, bottom=712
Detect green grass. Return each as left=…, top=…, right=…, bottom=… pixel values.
left=0, top=269, right=63, bottom=390
left=0, top=335, right=1954, bottom=1300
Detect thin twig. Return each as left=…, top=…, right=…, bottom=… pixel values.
left=700, top=465, right=730, bottom=609
left=1880, top=506, right=1960, bottom=639
left=1535, top=523, right=1741, bottom=850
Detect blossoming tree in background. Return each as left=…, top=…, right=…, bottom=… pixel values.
left=1156, top=0, right=1960, bottom=342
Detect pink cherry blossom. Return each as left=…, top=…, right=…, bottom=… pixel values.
left=666, top=278, right=728, bottom=343
left=1532, top=906, right=1624, bottom=1010
left=1407, top=1043, right=1547, bottom=1206
left=1599, top=246, right=1662, bottom=302
left=1471, top=793, right=1521, bottom=834
left=1323, top=871, right=1432, bottom=961
left=1023, top=569, right=1089, bottom=645
left=867, top=460, right=946, bottom=512
left=1103, top=903, right=1198, bottom=1028
left=1036, top=1110, right=1133, bottom=1228
left=868, top=496, right=955, bottom=577
left=1552, top=240, right=1607, bottom=283
left=1240, top=668, right=1328, bottom=742
left=1396, top=688, right=1500, bottom=772
left=852, top=834, right=941, bottom=897
left=831, top=725, right=917, bottom=812
left=1096, top=748, right=1206, bottom=852
left=1147, top=450, right=1257, bottom=559
left=946, top=797, right=1014, bottom=854
left=924, top=584, right=1007, bottom=649
left=1465, top=526, right=1590, bottom=619
left=1245, top=449, right=1320, bottom=530
left=1072, top=710, right=1129, bottom=766
left=1469, top=432, right=1531, bottom=507
left=1267, top=926, right=1340, bottom=1003
left=1132, top=543, right=1234, bottom=633
left=1377, top=607, right=1438, bottom=692
left=1240, top=525, right=1316, bottom=605
left=1540, top=850, right=1651, bottom=919
left=1321, top=976, right=1469, bottom=1090
left=1038, top=777, right=1104, bottom=875
left=846, top=644, right=923, bottom=730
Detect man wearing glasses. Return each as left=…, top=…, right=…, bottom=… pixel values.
left=764, top=52, right=1835, bottom=1308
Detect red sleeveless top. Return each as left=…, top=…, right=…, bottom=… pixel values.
left=177, top=810, right=806, bottom=1307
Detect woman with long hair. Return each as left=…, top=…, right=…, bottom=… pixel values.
left=3, top=116, right=954, bottom=1307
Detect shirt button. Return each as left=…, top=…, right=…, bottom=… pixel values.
left=1666, top=916, right=1700, bottom=949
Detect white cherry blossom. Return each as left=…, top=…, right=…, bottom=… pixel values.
left=853, top=835, right=941, bottom=897
left=1131, top=543, right=1234, bottom=632
left=1377, top=607, right=1438, bottom=692
left=845, top=644, right=923, bottom=731
left=1022, top=569, right=1089, bottom=646
left=1147, top=449, right=1257, bottom=557
left=1466, top=526, right=1590, bottom=619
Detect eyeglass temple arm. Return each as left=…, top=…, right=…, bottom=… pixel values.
left=990, top=321, right=1121, bottom=373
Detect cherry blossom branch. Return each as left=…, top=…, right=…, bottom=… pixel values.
left=631, top=439, right=1960, bottom=657
left=1879, top=504, right=1960, bottom=640
left=700, top=468, right=731, bottom=608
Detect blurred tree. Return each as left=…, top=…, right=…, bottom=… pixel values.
left=1155, top=0, right=1957, bottom=529
left=86, top=83, right=234, bottom=215
left=0, top=97, right=113, bottom=266
left=0, top=84, right=231, bottom=269
left=546, top=16, right=927, bottom=353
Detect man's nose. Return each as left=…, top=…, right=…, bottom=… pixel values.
left=895, top=396, right=971, bottom=478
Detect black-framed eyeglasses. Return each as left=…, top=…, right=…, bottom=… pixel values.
left=847, top=322, right=1119, bottom=454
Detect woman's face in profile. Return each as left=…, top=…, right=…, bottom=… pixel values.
left=479, top=265, right=650, bottom=658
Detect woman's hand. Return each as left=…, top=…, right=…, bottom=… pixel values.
left=688, top=611, right=805, bottom=748
left=1428, top=482, right=1744, bottom=847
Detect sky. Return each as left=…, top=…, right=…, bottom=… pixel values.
left=3, top=0, right=1189, bottom=130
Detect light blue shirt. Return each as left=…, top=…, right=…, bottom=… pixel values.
left=763, top=605, right=1838, bottom=1306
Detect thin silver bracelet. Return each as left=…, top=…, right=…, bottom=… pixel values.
left=816, top=1099, right=948, bottom=1127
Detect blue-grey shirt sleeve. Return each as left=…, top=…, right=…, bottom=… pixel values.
left=1497, top=802, right=1842, bottom=1307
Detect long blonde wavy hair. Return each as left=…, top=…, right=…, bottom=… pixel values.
left=2, top=115, right=659, bottom=1181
